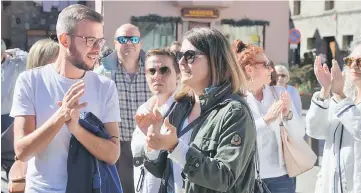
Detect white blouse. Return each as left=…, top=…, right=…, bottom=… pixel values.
left=246, top=85, right=306, bottom=179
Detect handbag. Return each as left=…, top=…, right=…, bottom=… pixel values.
left=254, top=146, right=271, bottom=193
left=8, top=156, right=27, bottom=193
left=270, top=86, right=317, bottom=177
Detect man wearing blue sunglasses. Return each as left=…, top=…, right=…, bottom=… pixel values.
left=95, top=24, right=152, bottom=193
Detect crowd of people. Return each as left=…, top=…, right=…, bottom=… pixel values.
left=1, top=4, right=360, bottom=193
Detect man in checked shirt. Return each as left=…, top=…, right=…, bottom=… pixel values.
left=95, top=24, right=152, bottom=193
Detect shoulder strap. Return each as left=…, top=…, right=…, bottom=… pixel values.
left=270, top=86, right=279, bottom=100
left=176, top=95, right=240, bottom=138
left=338, top=125, right=344, bottom=193
left=177, top=104, right=216, bottom=138
left=164, top=102, right=176, bottom=118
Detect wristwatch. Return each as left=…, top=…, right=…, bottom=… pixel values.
left=283, top=110, right=293, bottom=121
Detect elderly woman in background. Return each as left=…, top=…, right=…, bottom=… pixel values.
left=274, top=65, right=302, bottom=117
left=27, top=39, right=59, bottom=69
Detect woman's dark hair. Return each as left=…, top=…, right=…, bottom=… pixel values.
left=175, top=28, right=247, bottom=101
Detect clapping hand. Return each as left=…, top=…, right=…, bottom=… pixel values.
left=146, top=109, right=178, bottom=151
left=330, top=59, right=346, bottom=101
left=314, top=56, right=331, bottom=91
left=57, top=80, right=88, bottom=134
left=280, top=92, right=291, bottom=118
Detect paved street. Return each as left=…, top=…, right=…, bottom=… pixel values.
left=296, top=166, right=319, bottom=193
left=2, top=167, right=321, bottom=193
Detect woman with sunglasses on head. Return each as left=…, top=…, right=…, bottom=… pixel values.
left=305, top=39, right=361, bottom=193
left=139, top=28, right=257, bottom=193
left=274, top=65, right=302, bottom=118
left=131, top=48, right=180, bottom=193
left=233, top=40, right=305, bottom=193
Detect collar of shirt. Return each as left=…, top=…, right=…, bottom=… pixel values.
left=117, top=57, right=144, bottom=75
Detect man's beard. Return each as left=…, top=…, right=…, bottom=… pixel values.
left=68, top=45, right=95, bottom=71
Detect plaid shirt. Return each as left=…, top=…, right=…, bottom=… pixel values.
left=114, top=60, right=152, bottom=141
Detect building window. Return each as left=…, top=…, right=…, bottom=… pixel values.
left=307, top=37, right=316, bottom=50
left=342, top=35, right=353, bottom=50
left=294, top=0, right=301, bottom=15
left=222, top=25, right=265, bottom=48
left=132, top=22, right=177, bottom=52
left=131, top=15, right=181, bottom=52
left=325, top=0, right=334, bottom=11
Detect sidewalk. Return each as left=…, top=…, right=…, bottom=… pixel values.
left=296, top=110, right=320, bottom=193
left=296, top=166, right=320, bottom=193
left=2, top=166, right=321, bottom=193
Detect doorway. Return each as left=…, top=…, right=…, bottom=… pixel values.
left=323, top=36, right=336, bottom=68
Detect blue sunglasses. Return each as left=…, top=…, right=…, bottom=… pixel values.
left=116, top=36, right=140, bottom=44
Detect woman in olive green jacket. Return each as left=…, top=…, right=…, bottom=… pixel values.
left=138, top=28, right=257, bottom=193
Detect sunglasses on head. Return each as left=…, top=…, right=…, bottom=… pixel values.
left=116, top=36, right=140, bottom=44
left=176, top=50, right=204, bottom=64
left=146, top=66, right=171, bottom=76
left=344, top=57, right=361, bottom=67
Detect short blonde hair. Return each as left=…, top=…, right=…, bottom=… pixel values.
left=27, top=39, right=59, bottom=69
left=274, top=65, right=290, bottom=82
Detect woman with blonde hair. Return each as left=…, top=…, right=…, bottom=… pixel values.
left=26, top=39, right=59, bottom=69
left=233, top=40, right=305, bottom=193
left=136, top=28, right=257, bottom=193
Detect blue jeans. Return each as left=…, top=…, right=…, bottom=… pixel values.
left=1, top=114, right=14, bottom=134
left=262, top=175, right=295, bottom=193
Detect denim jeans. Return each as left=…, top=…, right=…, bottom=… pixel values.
left=1, top=114, right=14, bottom=134
left=262, top=175, right=296, bottom=193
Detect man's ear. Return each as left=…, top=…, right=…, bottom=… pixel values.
left=58, top=33, right=70, bottom=48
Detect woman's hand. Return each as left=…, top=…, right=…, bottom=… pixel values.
left=280, top=92, right=291, bottom=118
left=314, top=56, right=331, bottom=95
left=263, top=100, right=283, bottom=125
left=135, top=111, right=156, bottom=135
left=330, top=59, right=346, bottom=101
left=146, top=117, right=178, bottom=152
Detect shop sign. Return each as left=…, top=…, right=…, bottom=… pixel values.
left=182, top=8, right=219, bottom=19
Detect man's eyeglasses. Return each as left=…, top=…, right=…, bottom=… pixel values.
left=344, top=57, right=361, bottom=67
left=176, top=50, right=205, bottom=64
left=68, top=34, right=106, bottom=48
left=116, top=36, right=140, bottom=44
left=254, top=60, right=272, bottom=70
left=146, top=66, right=171, bottom=76
left=277, top=74, right=287, bottom=78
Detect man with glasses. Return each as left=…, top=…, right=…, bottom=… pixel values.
left=10, top=5, right=121, bottom=193
left=95, top=23, right=152, bottom=193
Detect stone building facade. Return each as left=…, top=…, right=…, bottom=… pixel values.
left=1, top=1, right=93, bottom=51
left=289, top=0, right=361, bottom=67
